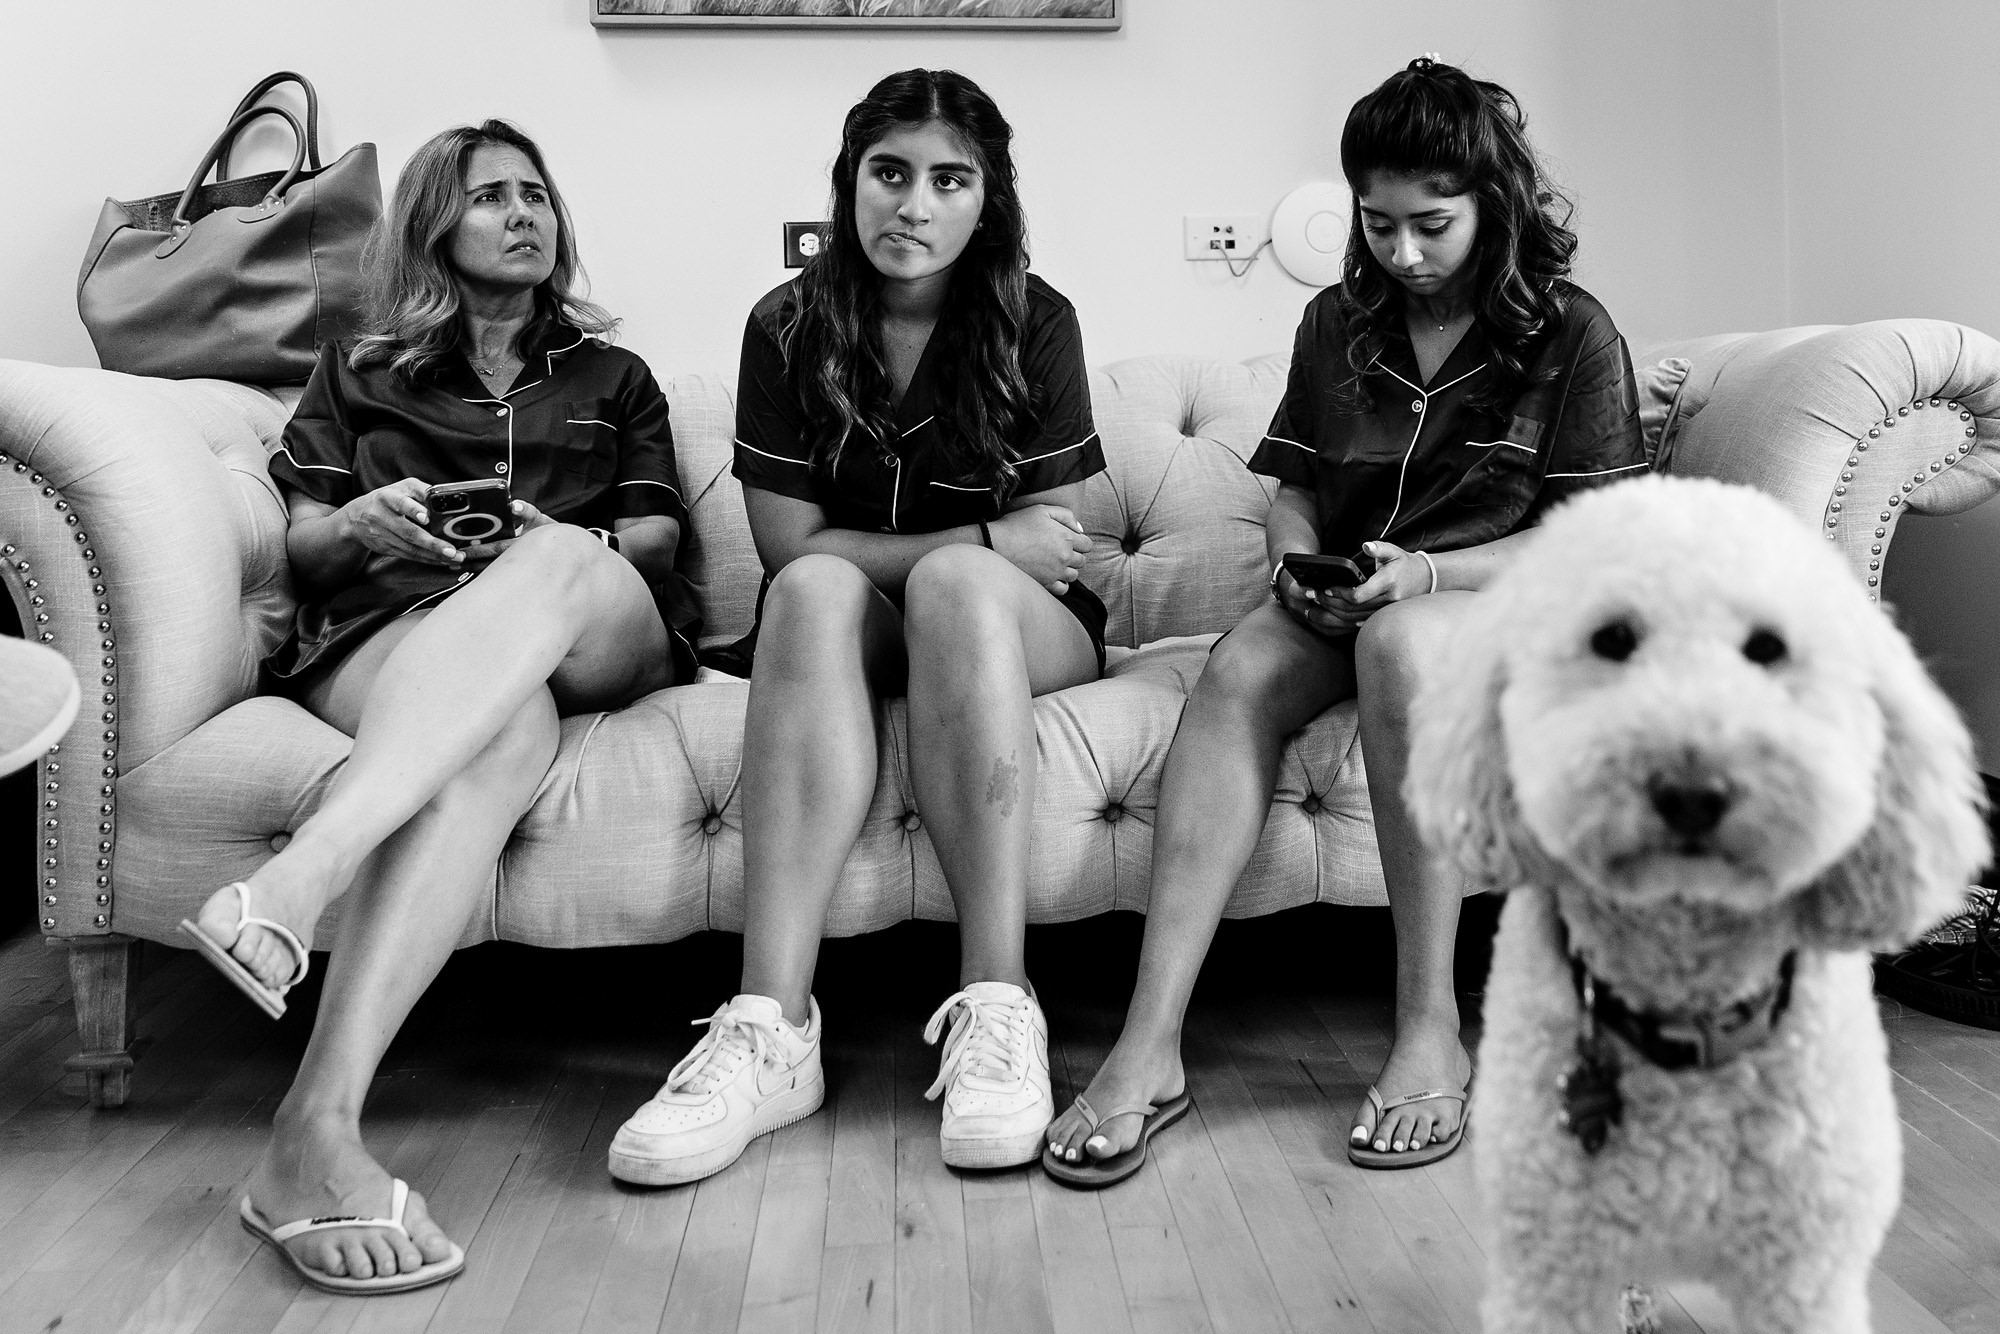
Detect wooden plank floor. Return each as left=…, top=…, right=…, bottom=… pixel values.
left=0, top=907, right=1994, bottom=1334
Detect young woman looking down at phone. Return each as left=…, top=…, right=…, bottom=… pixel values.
left=1043, top=58, right=1647, bottom=1185
left=180, top=121, right=697, bottom=1291
left=608, top=68, right=1102, bottom=1185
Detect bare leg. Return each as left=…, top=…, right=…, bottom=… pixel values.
left=195, top=525, right=670, bottom=987
left=902, top=546, right=1099, bottom=990
left=736, top=555, right=908, bottom=1027
left=1048, top=600, right=1352, bottom=1162
left=1349, top=592, right=1476, bottom=1154
left=245, top=687, right=559, bottom=1280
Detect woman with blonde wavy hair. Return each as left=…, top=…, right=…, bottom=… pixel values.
left=177, top=119, right=698, bottom=1292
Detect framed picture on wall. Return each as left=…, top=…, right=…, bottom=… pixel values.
left=591, top=0, right=1120, bottom=29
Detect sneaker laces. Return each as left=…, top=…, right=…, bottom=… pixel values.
left=922, top=989, right=1029, bottom=1099
left=662, top=1002, right=790, bottom=1099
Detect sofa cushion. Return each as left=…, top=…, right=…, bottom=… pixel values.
left=103, top=631, right=1382, bottom=946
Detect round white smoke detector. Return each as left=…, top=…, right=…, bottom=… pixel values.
left=1270, top=181, right=1349, bottom=288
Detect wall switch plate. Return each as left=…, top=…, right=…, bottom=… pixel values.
left=783, top=221, right=826, bottom=268
left=1183, top=214, right=1267, bottom=262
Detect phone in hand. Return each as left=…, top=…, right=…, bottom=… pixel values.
left=426, top=479, right=514, bottom=548
left=1281, top=551, right=1373, bottom=593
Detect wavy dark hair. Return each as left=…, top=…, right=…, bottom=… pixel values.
left=782, top=69, right=1033, bottom=495
left=350, top=120, right=615, bottom=378
left=1332, top=58, right=1576, bottom=414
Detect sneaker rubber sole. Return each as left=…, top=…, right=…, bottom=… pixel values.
left=940, top=1124, right=1048, bottom=1170
left=607, top=1071, right=826, bottom=1187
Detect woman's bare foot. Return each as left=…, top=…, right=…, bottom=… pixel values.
left=1045, top=1031, right=1185, bottom=1164
left=1351, top=1008, right=1472, bottom=1155
left=245, top=1110, right=457, bottom=1280
left=192, top=834, right=353, bottom=990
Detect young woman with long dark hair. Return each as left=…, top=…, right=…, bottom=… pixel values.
left=1043, top=58, right=1647, bottom=1185
left=181, top=120, right=697, bottom=1289
left=609, top=68, right=1103, bottom=1183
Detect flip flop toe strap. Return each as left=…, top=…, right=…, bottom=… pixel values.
left=1375, top=1087, right=1467, bottom=1114
left=269, top=1180, right=412, bottom=1244
left=227, top=882, right=310, bottom=989
left=1086, top=1100, right=1159, bottom=1127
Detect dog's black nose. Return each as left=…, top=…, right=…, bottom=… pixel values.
left=1651, top=783, right=1730, bottom=838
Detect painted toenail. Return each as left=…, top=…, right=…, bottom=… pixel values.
left=1374, top=1139, right=1388, bottom=1151
left=1351, top=1127, right=1368, bottom=1141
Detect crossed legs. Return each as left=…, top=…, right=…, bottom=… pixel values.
left=1046, top=592, right=1474, bottom=1165
left=214, top=525, right=673, bottom=1280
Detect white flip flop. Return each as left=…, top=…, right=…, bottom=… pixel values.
left=239, top=1178, right=465, bottom=1295
left=177, top=882, right=309, bottom=1019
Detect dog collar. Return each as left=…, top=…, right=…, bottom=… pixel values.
left=1566, top=945, right=1797, bottom=1072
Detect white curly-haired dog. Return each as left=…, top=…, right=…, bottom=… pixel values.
left=1407, top=475, right=1989, bottom=1334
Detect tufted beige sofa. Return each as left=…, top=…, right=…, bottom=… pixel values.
left=4, top=318, right=1998, bottom=1106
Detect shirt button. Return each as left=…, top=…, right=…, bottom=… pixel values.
left=456, top=571, right=471, bottom=583
left=495, top=407, right=509, bottom=418
left=495, top=463, right=508, bottom=475
left=1411, top=399, right=1424, bottom=413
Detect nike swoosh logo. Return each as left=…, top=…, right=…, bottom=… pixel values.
left=757, top=1066, right=797, bottom=1098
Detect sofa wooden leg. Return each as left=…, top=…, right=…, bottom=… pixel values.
left=61, top=935, right=144, bottom=1108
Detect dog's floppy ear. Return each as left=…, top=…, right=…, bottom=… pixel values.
left=1797, top=605, right=1990, bottom=951
left=1405, top=593, right=1535, bottom=891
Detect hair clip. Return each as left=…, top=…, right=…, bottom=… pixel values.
left=1412, top=52, right=1442, bottom=70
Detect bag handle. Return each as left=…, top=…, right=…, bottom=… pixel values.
left=170, top=105, right=308, bottom=232
left=216, top=71, right=321, bottom=179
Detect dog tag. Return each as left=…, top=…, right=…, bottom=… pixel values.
left=1556, top=1034, right=1623, bottom=1154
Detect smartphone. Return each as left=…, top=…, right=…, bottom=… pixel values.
left=1282, top=552, right=1372, bottom=592
left=426, top=479, right=514, bottom=548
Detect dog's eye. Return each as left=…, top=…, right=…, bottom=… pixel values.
left=1589, top=621, right=1638, bottom=661
left=1743, top=628, right=1788, bottom=665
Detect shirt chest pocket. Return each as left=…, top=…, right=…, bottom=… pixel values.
left=1449, top=415, right=1545, bottom=510
left=559, top=399, right=620, bottom=483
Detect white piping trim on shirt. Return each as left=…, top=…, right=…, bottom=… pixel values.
left=901, top=415, right=935, bottom=437
left=890, top=455, right=902, bottom=531
left=929, top=481, right=992, bottom=493
left=1260, top=435, right=1315, bottom=454
left=734, top=438, right=813, bottom=466
left=1546, top=461, right=1651, bottom=479
left=567, top=418, right=617, bottom=430
left=1378, top=397, right=1426, bottom=541
left=619, top=478, right=685, bottom=500
left=543, top=330, right=587, bottom=376
left=272, top=445, right=353, bottom=475
left=1465, top=439, right=1539, bottom=456
left=1376, top=360, right=1486, bottom=400
left=1014, top=432, right=1097, bottom=465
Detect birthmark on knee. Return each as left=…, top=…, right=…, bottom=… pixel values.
left=985, top=752, right=1020, bottom=819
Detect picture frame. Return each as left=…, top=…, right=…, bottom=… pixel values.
left=590, top=0, right=1120, bottom=30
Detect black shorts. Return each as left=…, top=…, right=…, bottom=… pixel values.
left=704, top=574, right=1108, bottom=680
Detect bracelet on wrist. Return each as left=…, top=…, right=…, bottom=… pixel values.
left=589, top=526, right=622, bottom=555
left=1415, top=549, right=1438, bottom=595
left=977, top=521, right=994, bottom=550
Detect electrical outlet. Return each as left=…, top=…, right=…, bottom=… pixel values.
left=783, top=221, right=827, bottom=269
left=1183, top=213, right=1267, bottom=262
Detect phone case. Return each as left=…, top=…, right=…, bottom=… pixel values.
left=427, top=481, right=512, bottom=547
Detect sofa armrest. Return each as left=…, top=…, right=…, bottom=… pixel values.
left=1661, top=320, right=2000, bottom=601
left=0, top=361, right=293, bottom=939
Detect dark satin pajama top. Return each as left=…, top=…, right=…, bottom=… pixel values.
left=1247, top=281, right=1647, bottom=559
left=730, top=272, right=1109, bottom=663
left=264, top=325, right=701, bottom=683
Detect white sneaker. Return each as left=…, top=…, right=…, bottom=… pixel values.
left=923, top=982, right=1052, bottom=1169
left=608, top=994, right=824, bottom=1186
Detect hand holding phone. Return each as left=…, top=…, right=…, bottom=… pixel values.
left=426, top=479, right=515, bottom=548
left=1281, top=551, right=1374, bottom=593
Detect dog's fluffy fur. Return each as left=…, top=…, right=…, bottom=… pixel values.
left=1408, top=476, right=1990, bottom=1333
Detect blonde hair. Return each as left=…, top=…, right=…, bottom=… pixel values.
left=350, top=120, right=615, bottom=377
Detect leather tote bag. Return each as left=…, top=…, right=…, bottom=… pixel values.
left=76, top=72, right=381, bottom=384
